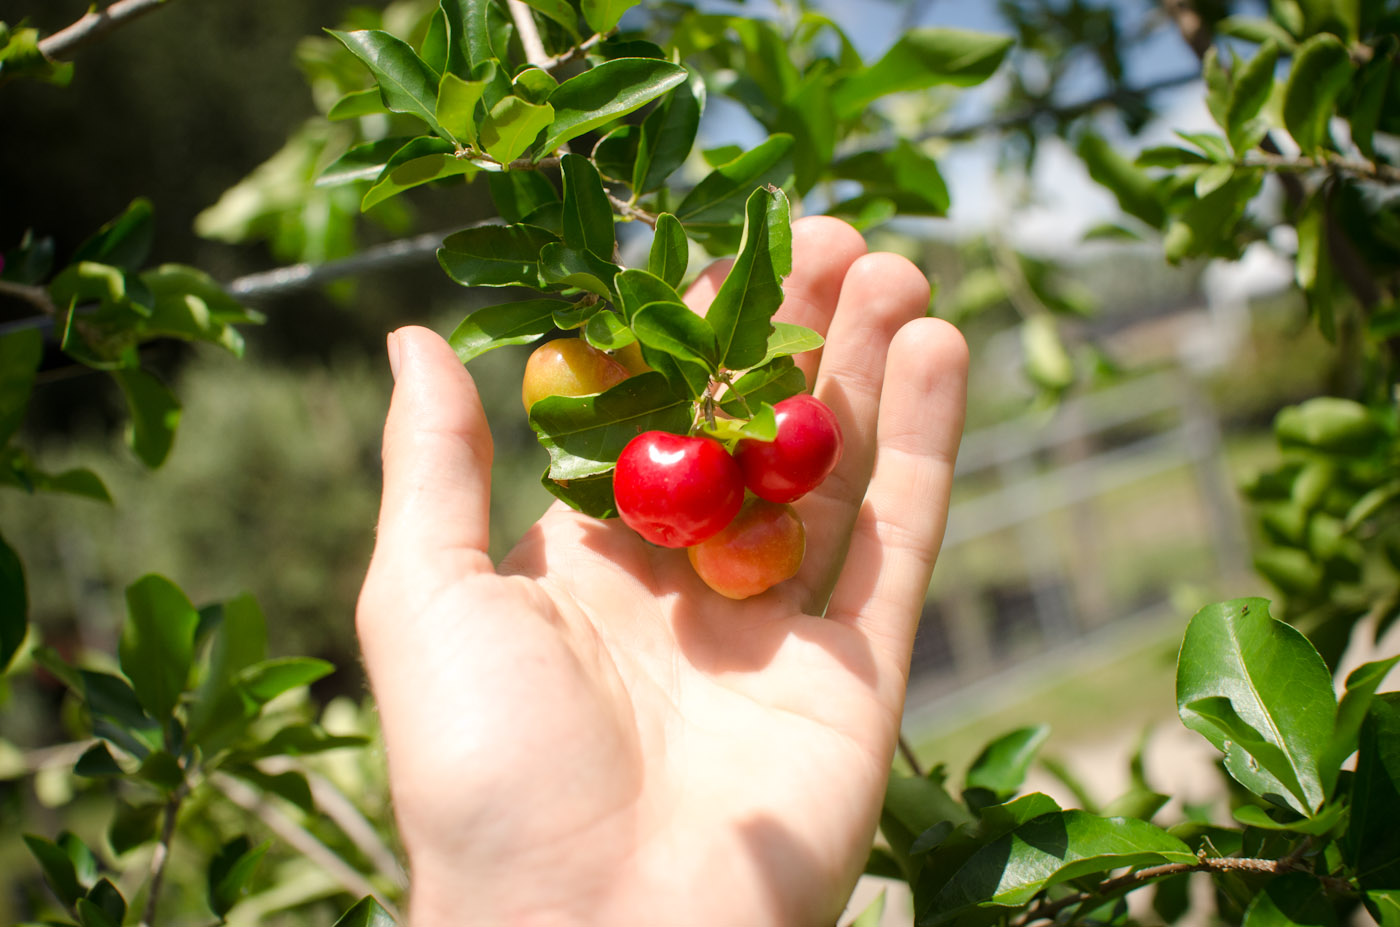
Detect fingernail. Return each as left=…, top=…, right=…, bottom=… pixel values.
left=387, top=331, right=402, bottom=382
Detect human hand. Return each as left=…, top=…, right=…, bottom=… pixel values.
left=356, top=216, right=969, bottom=926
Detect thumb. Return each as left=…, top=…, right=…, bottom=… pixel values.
left=373, top=325, right=495, bottom=575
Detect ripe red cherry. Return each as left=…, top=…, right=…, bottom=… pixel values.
left=734, top=394, right=843, bottom=503
left=688, top=498, right=805, bottom=599
left=614, top=431, right=744, bottom=548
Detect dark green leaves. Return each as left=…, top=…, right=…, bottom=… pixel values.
left=530, top=373, right=690, bottom=479
left=449, top=298, right=573, bottom=362
left=706, top=187, right=792, bottom=370
left=1345, top=694, right=1400, bottom=891
left=632, top=302, right=719, bottom=370
left=965, top=725, right=1051, bottom=805
left=542, top=59, right=688, bottom=154
left=120, top=575, right=200, bottom=722
left=581, top=0, right=640, bottom=35
left=1176, top=598, right=1336, bottom=816
left=561, top=154, right=615, bottom=259
left=208, top=837, right=271, bottom=918
left=832, top=28, right=1012, bottom=118
left=72, top=198, right=155, bottom=272
left=648, top=214, right=688, bottom=289
left=438, top=224, right=559, bottom=287
left=112, top=368, right=181, bottom=469
left=332, top=895, right=398, bottom=927
left=328, top=30, right=447, bottom=137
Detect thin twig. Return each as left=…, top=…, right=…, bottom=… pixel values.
left=927, top=70, right=1199, bottom=142
left=139, top=785, right=186, bottom=927
left=542, top=32, right=609, bottom=69
left=0, top=279, right=57, bottom=315
left=897, top=734, right=926, bottom=778
left=1245, top=152, right=1400, bottom=186
left=607, top=192, right=659, bottom=228
left=210, top=771, right=399, bottom=921
left=38, top=0, right=174, bottom=62
left=1015, top=855, right=1353, bottom=926
left=507, top=0, right=551, bottom=70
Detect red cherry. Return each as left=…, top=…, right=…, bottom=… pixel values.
left=734, top=394, right=843, bottom=503
left=614, top=431, right=744, bottom=547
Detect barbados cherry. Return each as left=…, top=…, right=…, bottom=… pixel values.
left=734, top=394, right=843, bottom=503
left=614, top=431, right=743, bottom=548
left=522, top=337, right=631, bottom=412
left=688, top=498, right=805, bottom=599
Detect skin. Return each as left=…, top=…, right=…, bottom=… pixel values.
left=359, top=216, right=970, bottom=926
left=688, top=497, right=806, bottom=599
left=521, top=337, right=631, bottom=411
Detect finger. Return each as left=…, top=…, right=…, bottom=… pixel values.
left=825, top=318, right=969, bottom=675
left=773, top=216, right=868, bottom=386
left=794, top=253, right=932, bottom=609
left=371, top=325, right=495, bottom=577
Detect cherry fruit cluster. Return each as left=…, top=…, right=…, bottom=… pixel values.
left=522, top=337, right=842, bottom=598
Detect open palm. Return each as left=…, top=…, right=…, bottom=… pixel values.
left=357, top=217, right=969, bottom=926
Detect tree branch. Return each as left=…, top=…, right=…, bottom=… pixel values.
left=139, top=785, right=186, bottom=927
left=38, top=0, right=174, bottom=62
left=1247, top=152, right=1400, bottom=187
left=507, top=0, right=551, bottom=70
left=0, top=279, right=58, bottom=315
left=1016, top=855, right=1353, bottom=927
left=897, top=734, right=926, bottom=779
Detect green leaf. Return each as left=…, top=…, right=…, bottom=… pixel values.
left=187, top=593, right=266, bottom=756
left=327, top=30, right=447, bottom=136
left=327, top=87, right=389, bottom=121
left=1283, top=34, right=1353, bottom=153
left=920, top=811, right=1196, bottom=924
left=134, top=750, right=185, bottom=792
left=74, top=742, right=125, bottom=778
left=1216, top=16, right=1299, bottom=47
left=0, top=532, right=27, bottom=672
left=1231, top=800, right=1346, bottom=835
left=120, top=574, right=200, bottom=721
left=486, top=169, right=560, bottom=224
left=1322, top=656, right=1400, bottom=796
left=718, top=357, right=806, bottom=416
left=560, top=154, right=615, bottom=260
left=1275, top=398, right=1381, bottom=454
left=581, top=0, right=639, bottom=34
left=316, top=137, right=417, bottom=188
left=79, top=669, right=160, bottom=758
left=449, top=298, right=571, bottom=362
left=1176, top=598, right=1336, bottom=815
left=139, top=265, right=261, bottom=356
left=706, top=187, right=792, bottom=371
left=438, top=224, right=558, bottom=288
left=440, top=0, right=493, bottom=76
left=632, top=301, right=719, bottom=371
left=72, top=198, right=155, bottom=273
left=582, top=310, right=635, bottom=351
left=615, top=268, right=683, bottom=324
left=229, top=766, right=315, bottom=813
left=235, top=657, right=335, bottom=703
left=208, top=836, right=271, bottom=918
left=480, top=95, right=555, bottom=165
left=1077, top=132, right=1166, bottom=229
left=1227, top=41, right=1281, bottom=152
left=648, top=214, right=688, bottom=290
left=108, top=801, right=163, bottom=855
left=112, top=368, right=181, bottom=469
left=882, top=771, right=975, bottom=881
left=542, top=468, right=617, bottom=519
left=227, top=722, right=368, bottom=762
left=1350, top=55, right=1390, bottom=160
left=529, top=372, right=691, bottom=479
left=1344, top=694, right=1400, bottom=890
left=1241, top=873, right=1338, bottom=927
left=539, top=243, right=619, bottom=298
left=1367, top=890, right=1400, bottom=927
left=520, top=0, right=580, bottom=37
left=634, top=70, right=704, bottom=193
left=675, top=134, right=794, bottom=229
left=758, top=323, right=823, bottom=367
left=332, top=895, right=398, bottom=927
left=23, top=834, right=83, bottom=907
left=832, top=28, right=1011, bottom=118
left=436, top=72, right=488, bottom=145
left=1021, top=315, right=1074, bottom=393
left=361, top=137, right=477, bottom=211
left=965, top=725, right=1051, bottom=802
left=83, top=879, right=125, bottom=927
left=541, top=58, right=688, bottom=154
